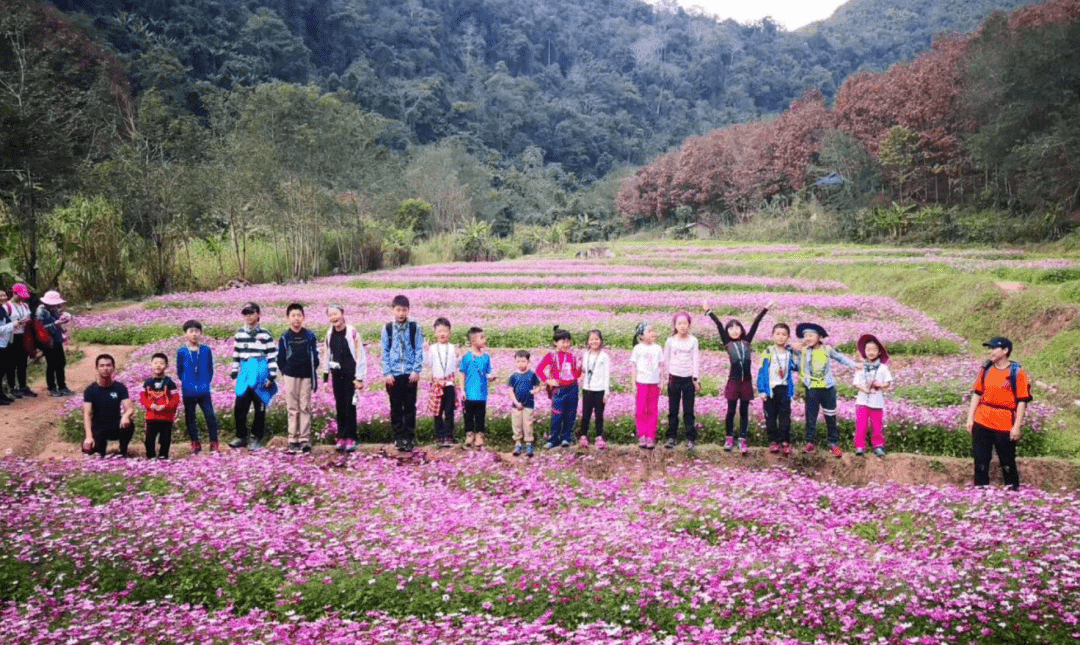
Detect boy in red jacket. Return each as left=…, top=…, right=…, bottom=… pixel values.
left=141, top=352, right=180, bottom=459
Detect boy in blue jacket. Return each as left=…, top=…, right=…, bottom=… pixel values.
left=177, top=319, right=221, bottom=454
left=381, top=295, right=423, bottom=452
left=757, top=322, right=799, bottom=457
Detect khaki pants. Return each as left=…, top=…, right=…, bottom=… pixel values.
left=510, top=406, right=535, bottom=444
left=284, top=375, right=313, bottom=443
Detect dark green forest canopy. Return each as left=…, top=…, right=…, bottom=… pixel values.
left=49, top=0, right=1033, bottom=182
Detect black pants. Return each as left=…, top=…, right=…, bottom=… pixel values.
left=183, top=393, right=220, bottom=442
left=93, top=426, right=134, bottom=457
left=973, top=423, right=1019, bottom=490
left=463, top=400, right=486, bottom=435
left=804, top=386, right=839, bottom=445
left=43, top=343, right=67, bottom=391
left=434, top=384, right=456, bottom=440
left=763, top=386, right=792, bottom=444
left=234, top=387, right=266, bottom=441
left=386, top=374, right=417, bottom=443
left=6, top=335, right=27, bottom=390
left=667, top=376, right=697, bottom=441
left=331, top=371, right=358, bottom=441
left=145, top=420, right=173, bottom=459
left=725, top=400, right=750, bottom=439
left=580, top=389, right=605, bottom=438
left=0, top=345, right=8, bottom=397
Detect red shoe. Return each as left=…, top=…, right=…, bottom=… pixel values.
left=804, top=443, right=815, bottom=453
left=209, top=441, right=220, bottom=454
left=190, top=440, right=202, bottom=455
left=781, top=443, right=791, bottom=456
left=830, top=444, right=842, bottom=458
left=769, top=442, right=780, bottom=453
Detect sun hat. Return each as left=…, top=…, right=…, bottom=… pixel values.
left=857, top=333, right=889, bottom=364
left=795, top=322, right=828, bottom=339
left=41, top=290, right=65, bottom=306
left=11, top=283, right=29, bottom=299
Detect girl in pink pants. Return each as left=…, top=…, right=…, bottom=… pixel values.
left=853, top=334, right=893, bottom=457
left=630, top=322, right=663, bottom=449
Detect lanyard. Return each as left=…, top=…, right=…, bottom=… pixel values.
left=585, top=351, right=600, bottom=388
left=772, top=348, right=786, bottom=380
left=435, top=344, right=452, bottom=378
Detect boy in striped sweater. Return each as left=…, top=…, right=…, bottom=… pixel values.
left=228, top=302, right=278, bottom=450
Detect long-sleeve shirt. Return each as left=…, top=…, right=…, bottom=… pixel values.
left=176, top=344, right=215, bottom=396
left=230, top=324, right=278, bottom=380
left=381, top=321, right=424, bottom=376
left=325, top=324, right=367, bottom=381
left=707, top=307, right=767, bottom=382
left=536, top=351, right=581, bottom=387
left=663, top=335, right=700, bottom=379
left=140, top=376, right=181, bottom=422
left=579, top=350, right=611, bottom=393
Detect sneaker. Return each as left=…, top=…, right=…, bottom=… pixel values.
left=579, top=436, right=589, bottom=448
left=769, top=442, right=780, bottom=453
left=739, top=438, right=748, bottom=455
left=830, top=444, right=842, bottom=458
left=873, top=447, right=886, bottom=458
left=228, top=438, right=246, bottom=449
left=724, top=436, right=734, bottom=452
left=20, top=388, right=37, bottom=398
left=345, top=439, right=357, bottom=453
left=209, top=441, right=221, bottom=454
left=544, top=441, right=556, bottom=450
left=301, top=442, right=311, bottom=454
left=686, top=440, right=696, bottom=451
left=560, top=440, right=571, bottom=448
left=11, top=389, right=22, bottom=399
left=781, top=443, right=791, bottom=456
left=248, top=438, right=265, bottom=451
left=402, top=441, right=414, bottom=453
left=49, top=389, right=63, bottom=397
left=646, top=437, right=656, bottom=449
left=855, top=447, right=865, bottom=456
left=638, top=437, right=647, bottom=449
left=59, top=388, right=75, bottom=396
left=513, top=443, right=522, bottom=456
left=190, top=440, right=202, bottom=455
left=0, top=398, right=8, bottom=406
left=804, top=443, right=815, bottom=454
left=526, top=443, right=534, bottom=457
left=287, top=442, right=300, bottom=454
left=595, top=436, right=607, bottom=450
left=664, top=438, right=677, bottom=449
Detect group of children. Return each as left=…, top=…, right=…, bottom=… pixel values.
left=107, top=292, right=895, bottom=461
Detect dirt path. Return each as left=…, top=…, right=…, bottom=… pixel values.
left=0, top=343, right=140, bottom=459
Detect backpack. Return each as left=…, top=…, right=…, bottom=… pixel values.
left=385, top=321, right=419, bottom=352
left=25, top=318, right=53, bottom=352
left=980, top=360, right=1021, bottom=407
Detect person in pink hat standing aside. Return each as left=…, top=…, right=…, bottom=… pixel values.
left=36, top=290, right=74, bottom=396
left=5, top=283, right=36, bottom=399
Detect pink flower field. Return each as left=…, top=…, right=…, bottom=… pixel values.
left=1, top=454, right=1078, bottom=644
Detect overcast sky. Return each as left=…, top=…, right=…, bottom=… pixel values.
left=674, top=0, right=849, bottom=30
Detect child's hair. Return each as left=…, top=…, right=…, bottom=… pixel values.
left=515, top=349, right=531, bottom=360
left=151, top=352, right=169, bottom=365
left=772, top=322, right=790, bottom=334
left=286, top=302, right=305, bottom=316
left=586, top=328, right=604, bottom=348
left=392, top=294, right=410, bottom=308
left=182, top=319, right=202, bottom=332
left=434, top=317, right=451, bottom=329
left=672, top=311, right=691, bottom=334
left=95, top=353, right=115, bottom=367
left=552, top=325, right=572, bottom=343
left=726, top=319, right=747, bottom=337
left=633, top=322, right=653, bottom=346
left=467, top=326, right=484, bottom=341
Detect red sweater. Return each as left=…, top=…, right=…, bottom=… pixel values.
left=140, top=377, right=180, bottom=422
left=536, top=351, right=581, bottom=387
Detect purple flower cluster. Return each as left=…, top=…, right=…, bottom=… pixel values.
left=1, top=455, right=1078, bottom=644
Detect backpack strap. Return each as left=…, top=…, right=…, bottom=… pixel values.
left=386, top=321, right=419, bottom=351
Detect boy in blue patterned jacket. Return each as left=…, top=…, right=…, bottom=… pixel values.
left=381, top=295, right=423, bottom=452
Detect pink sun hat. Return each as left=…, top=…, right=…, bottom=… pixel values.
left=41, top=290, right=66, bottom=306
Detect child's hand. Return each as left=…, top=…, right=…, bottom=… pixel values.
left=603, top=394, right=609, bottom=404
left=758, top=393, right=767, bottom=401
left=701, top=298, right=710, bottom=312
left=765, top=298, right=776, bottom=310
left=384, top=375, right=395, bottom=387
left=408, top=373, right=419, bottom=384
left=546, top=378, right=559, bottom=387
left=488, top=374, right=496, bottom=382
left=694, top=380, right=701, bottom=393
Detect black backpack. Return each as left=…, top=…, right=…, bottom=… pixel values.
left=385, top=321, right=419, bottom=351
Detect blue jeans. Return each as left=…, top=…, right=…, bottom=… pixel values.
left=183, top=392, right=220, bottom=442
left=549, top=385, right=579, bottom=445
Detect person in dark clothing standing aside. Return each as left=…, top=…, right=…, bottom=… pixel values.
left=82, top=354, right=135, bottom=457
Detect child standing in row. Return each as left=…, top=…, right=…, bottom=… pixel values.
left=853, top=334, right=892, bottom=457
left=324, top=304, right=366, bottom=453
left=426, top=317, right=458, bottom=448
left=382, top=295, right=423, bottom=453
left=539, top=326, right=581, bottom=449
left=229, top=302, right=278, bottom=451
left=705, top=299, right=770, bottom=455
left=663, top=312, right=700, bottom=450
left=460, top=326, right=494, bottom=449
left=757, top=323, right=798, bottom=456
left=279, top=303, right=320, bottom=454
left=579, top=329, right=610, bottom=449
left=797, top=322, right=859, bottom=457
left=140, top=352, right=180, bottom=459
left=630, top=322, right=663, bottom=449
left=508, top=350, right=541, bottom=457
left=177, top=320, right=220, bottom=454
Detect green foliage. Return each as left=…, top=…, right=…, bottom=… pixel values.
left=396, top=199, right=434, bottom=238
left=894, top=383, right=966, bottom=408
left=64, top=472, right=173, bottom=505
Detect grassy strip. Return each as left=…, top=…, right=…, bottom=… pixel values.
left=346, top=279, right=829, bottom=292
